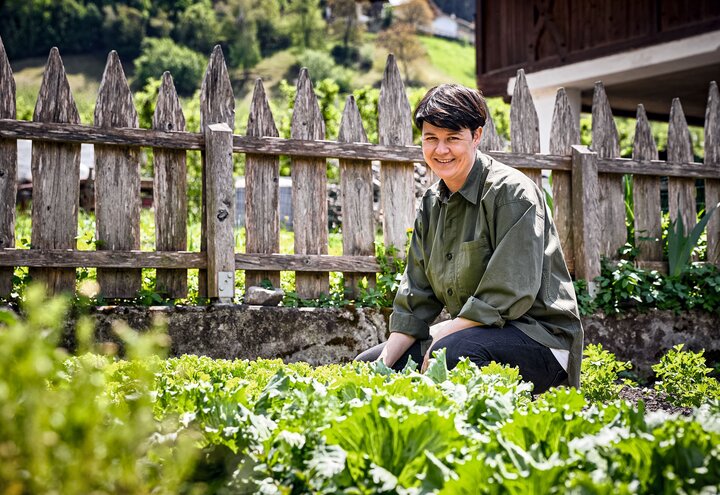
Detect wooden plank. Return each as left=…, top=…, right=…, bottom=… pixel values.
left=379, top=54, right=415, bottom=255
left=153, top=71, right=187, bottom=298
left=0, top=249, right=380, bottom=272
left=0, top=250, right=206, bottom=268
left=245, top=79, right=280, bottom=289
left=94, top=51, right=141, bottom=298
left=631, top=104, right=662, bottom=262
left=30, top=48, right=81, bottom=295
left=0, top=36, right=16, bottom=297
left=592, top=81, right=626, bottom=257
left=706, top=81, right=720, bottom=267
left=5, top=117, right=720, bottom=178
left=0, top=119, right=204, bottom=150
left=199, top=45, right=235, bottom=298
left=478, top=111, right=504, bottom=151
left=667, top=98, right=697, bottom=236
left=338, top=95, right=375, bottom=298
left=571, top=145, right=601, bottom=282
left=595, top=158, right=720, bottom=178
left=291, top=68, right=328, bottom=299
left=548, top=87, right=579, bottom=269
left=205, top=123, right=235, bottom=302
left=510, top=69, right=542, bottom=188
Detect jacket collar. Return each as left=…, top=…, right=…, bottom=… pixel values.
left=437, top=152, right=488, bottom=205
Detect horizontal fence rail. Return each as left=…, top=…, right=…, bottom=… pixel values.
left=0, top=37, right=718, bottom=301
left=2, top=119, right=719, bottom=178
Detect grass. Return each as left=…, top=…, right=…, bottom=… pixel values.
left=417, top=35, right=476, bottom=87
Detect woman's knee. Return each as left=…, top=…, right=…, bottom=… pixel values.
left=430, top=331, right=479, bottom=368
left=355, top=342, right=384, bottom=362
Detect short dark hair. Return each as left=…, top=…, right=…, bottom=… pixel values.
left=413, top=84, right=487, bottom=132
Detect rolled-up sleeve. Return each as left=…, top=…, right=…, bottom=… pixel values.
left=457, top=198, right=544, bottom=326
left=389, top=212, right=443, bottom=340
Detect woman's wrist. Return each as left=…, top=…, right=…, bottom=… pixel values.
left=379, top=332, right=416, bottom=368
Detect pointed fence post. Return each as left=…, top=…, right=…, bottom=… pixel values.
left=200, top=46, right=235, bottom=299
left=94, top=51, right=141, bottom=299
left=339, top=95, right=375, bottom=298
left=30, top=48, right=81, bottom=295
left=667, top=98, right=697, bottom=235
left=510, top=69, right=542, bottom=189
left=379, top=54, right=415, bottom=256
left=153, top=71, right=188, bottom=299
left=706, top=82, right=720, bottom=267
left=548, top=87, right=579, bottom=273
left=205, top=123, right=235, bottom=303
left=245, top=79, right=280, bottom=289
left=632, top=104, right=662, bottom=262
left=291, top=68, right=328, bottom=299
left=571, top=145, right=601, bottom=286
left=591, top=81, right=626, bottom=257
left=0, top=36, right=16, bottom=297
left=479, top=111, right=504, bottom=152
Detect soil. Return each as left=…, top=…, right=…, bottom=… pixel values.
left=618, top=386, right=693, bottom=416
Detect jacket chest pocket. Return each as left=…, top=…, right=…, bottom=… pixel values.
left=456, top=237, right=491, bottom=295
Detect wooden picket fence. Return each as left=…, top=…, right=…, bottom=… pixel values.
left=0, top=38, right=719, bottom=302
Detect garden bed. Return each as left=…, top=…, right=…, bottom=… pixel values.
left=67, top=304, right=720, bottom=381
left=2, top=291, right=719, bottom=493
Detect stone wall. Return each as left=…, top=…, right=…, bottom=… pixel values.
left=79, top=305, right=389, bottom=365
left=582, top=309, right=720, bottom=378
left=67, top=305, right=719, bottom=379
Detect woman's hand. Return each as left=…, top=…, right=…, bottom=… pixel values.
left=378, top=332, right=416, bottom=369
left=421, top=317, right=479, bottom=373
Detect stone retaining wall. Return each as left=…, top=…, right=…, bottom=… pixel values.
left=71, top=305, right=719, bottom=379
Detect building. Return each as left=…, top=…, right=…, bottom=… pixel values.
left=475, top=1, right=720, bottom=152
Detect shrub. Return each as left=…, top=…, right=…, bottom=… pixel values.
left=653, top=344, right=720, bottom=407
left=581, top=343, right=635, bottom=402
left=296, top=49, right=353, bottom=92
left=0, top=285, right=198, bottom=493
left=133, top=37, right=205, bottom=96
left=331, top=44, right=360, bottom=66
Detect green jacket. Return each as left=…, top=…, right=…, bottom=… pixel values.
left=389, top=152, right=584, bottom=387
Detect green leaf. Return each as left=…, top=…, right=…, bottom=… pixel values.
left=425, top=347, right=449, bottom=384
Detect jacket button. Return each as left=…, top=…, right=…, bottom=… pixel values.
left=447, top=288, right=454, bottom=296
left=446, top=253, right=453, bottom=260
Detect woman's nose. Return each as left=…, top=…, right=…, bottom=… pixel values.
left=435, top=140, right=449, bottom=153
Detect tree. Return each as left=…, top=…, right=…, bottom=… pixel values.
left=217, top=0, right=261, bottom=71
left=175, top=1, right=222, bottom=55
left=377, top=22, right=425, bottom=84
left=284, top=0, right=327, bottom=50
left=328, top=0, right=365, bottom=65
left=102, top=4, right=147, bottom=59
left=394, top=0, right=433, bottom=32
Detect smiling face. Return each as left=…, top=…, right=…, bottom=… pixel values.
left=421, top=121, right=482, bottom=193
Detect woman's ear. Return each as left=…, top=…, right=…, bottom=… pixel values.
left=472, top=127, right=483, bottom=146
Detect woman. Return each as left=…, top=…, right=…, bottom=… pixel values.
left=357, top=84, right=583, bottom=393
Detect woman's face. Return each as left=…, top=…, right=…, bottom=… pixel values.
left=421, top=121, right=482, bottom=192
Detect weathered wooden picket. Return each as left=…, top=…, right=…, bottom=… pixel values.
left=0, top=37, right=718, bottom=301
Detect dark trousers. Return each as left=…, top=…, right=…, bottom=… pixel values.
left=355, top=324, right=568, bottom=394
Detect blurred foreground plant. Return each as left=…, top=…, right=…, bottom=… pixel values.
left=0, top=285, right=199, bottom=494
